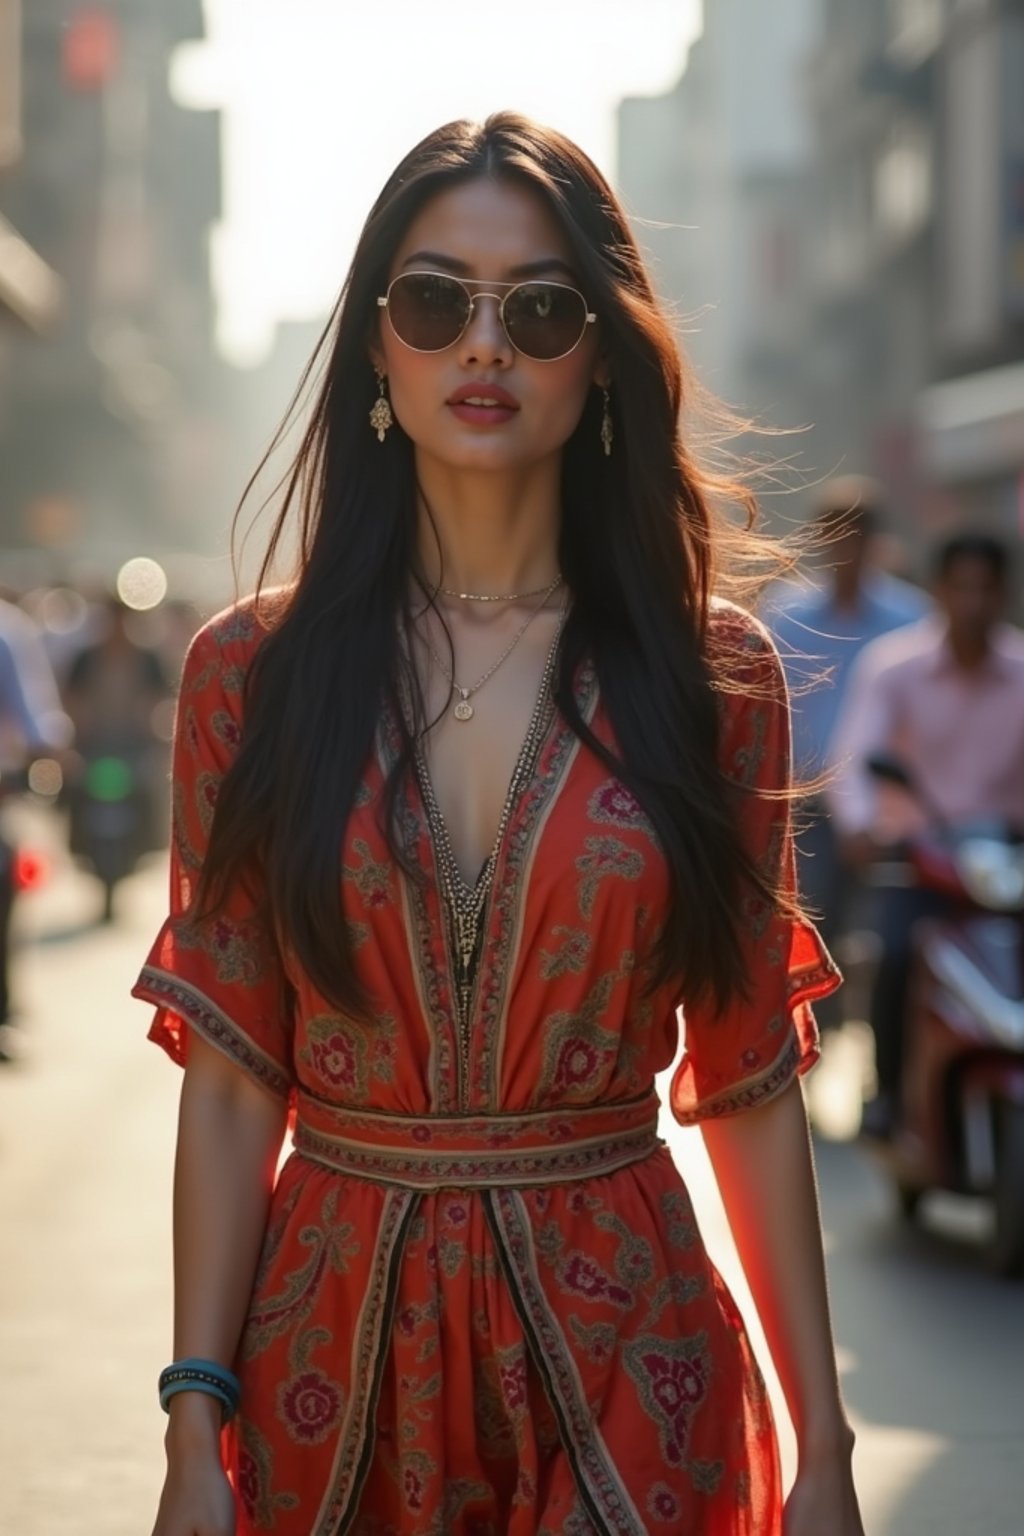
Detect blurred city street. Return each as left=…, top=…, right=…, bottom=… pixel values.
left=0, top=830, right=1020, bottom=1536
left=2, top=5, right=1024, bottom=1536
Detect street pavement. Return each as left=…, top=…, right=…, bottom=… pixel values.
left=1, top=831, right=1021, bottom=1535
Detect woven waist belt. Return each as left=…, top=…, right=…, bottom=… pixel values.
left=293, top=1088, right=663, bottom=1190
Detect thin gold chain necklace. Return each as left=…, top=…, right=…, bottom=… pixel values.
left=439, top=577, right=561, bottom=603
left=423, top=575, right=563, bottom=721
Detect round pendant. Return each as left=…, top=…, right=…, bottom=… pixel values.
left=453, top=699, right=474, bottom=722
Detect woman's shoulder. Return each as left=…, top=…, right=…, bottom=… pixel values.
left=178, top=589, right=293, bottom=726
left=705, top=596, right=782, bottom=684
left=185, top=587, right=292, bottom=669
left=706, top=600, right=790, bottom=781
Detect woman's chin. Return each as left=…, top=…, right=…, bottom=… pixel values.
left=413, top=430, right=564, bottom=478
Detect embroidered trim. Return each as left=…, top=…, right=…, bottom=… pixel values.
left=475, top=660, right=599, bottom=1108
left=485, top=1188, right=647, bottom=1536
left=293, top=1089, right=662, bottom=1191
left=394, top=748, right=461, bottom=1113
left=293, top=1093, right=656, bottom=1133
left=373, top=706, right=459, bottom=1114
left=674, top=1028, right=804, bottom=1126
left=396, top=870, right=443, bottom=1106
left=786, top=948, right=843, bottom=1009
left=294, top=1124, right=660, bottom=1191
left=311, top=1189, right=419, bottom=1536
left=133, top=965, right=292, bottom=1099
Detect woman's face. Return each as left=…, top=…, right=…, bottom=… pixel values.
left=372, top=176, right=607, bottom=475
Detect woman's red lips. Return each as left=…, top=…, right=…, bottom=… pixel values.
left=447, top=382, right=519, bottom=409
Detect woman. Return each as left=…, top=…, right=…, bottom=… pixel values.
left=136, top=113, right=865, bottom=1536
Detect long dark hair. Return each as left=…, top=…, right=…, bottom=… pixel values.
left=200, top=112, right=798, bottom=1018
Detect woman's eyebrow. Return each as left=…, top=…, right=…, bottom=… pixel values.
left=400, top=250, right=467, bottom=273
left=507, top=257, right=578, bottom=281
left=400, top=250, right=578, bottom=282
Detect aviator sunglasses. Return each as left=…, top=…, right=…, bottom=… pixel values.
left=377, top=271, right=597, bottom=362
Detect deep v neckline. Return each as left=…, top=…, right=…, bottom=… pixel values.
left=413, top=612, right=565, bottom=899
left=410, top=612, right=567, bottom=1106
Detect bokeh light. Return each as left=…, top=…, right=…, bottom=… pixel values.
left=36, top=585, right=90, bottom=634
left=27, top=758, right=64, bottom=798
left=116, top=557, right=168, bottom=611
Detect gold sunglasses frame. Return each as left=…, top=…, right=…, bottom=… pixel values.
left=377, top=271, right=597, bottom=361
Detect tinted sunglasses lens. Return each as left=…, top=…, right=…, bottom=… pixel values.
left=387, top=273, right=469, bottom=350
left=504, top=283, right=588, bottom=359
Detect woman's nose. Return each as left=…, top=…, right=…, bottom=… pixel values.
left=456, top=294, right=513, bottom=366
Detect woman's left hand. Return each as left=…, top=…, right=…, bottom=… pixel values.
left=783, top=1442, right=866, bottom=1536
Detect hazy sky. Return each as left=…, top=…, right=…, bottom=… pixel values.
left=174, top=0, right=702, bottom=364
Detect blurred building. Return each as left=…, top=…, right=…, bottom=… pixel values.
left=806, top=0, right=1024, bottom=547
left=617, top=0, right=820, bottom=444
left=0, top=3, right=64, bottom=340
left=618, top=0, right=1024, bottom=559
left=0, top=0, right=227, bottom=581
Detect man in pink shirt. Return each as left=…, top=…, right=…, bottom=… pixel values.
left=828, top=533, right=1024, bottom=1136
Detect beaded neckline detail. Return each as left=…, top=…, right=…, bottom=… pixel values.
left=414, top=612, right=566, bottom=1104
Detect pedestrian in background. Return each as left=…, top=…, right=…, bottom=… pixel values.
left=0, top=593, right=70, bottom=770
left=764, top=477, right=930, bottom=1022
left=135, top=114, right=864, bottom=1536
left=828, top=532, right=1024, bottom=1137
left=63, top=593, right=174, bottom=866
left=63, top=594, right=172, bottom=756
left=0, top=595, right=69, bottom=1038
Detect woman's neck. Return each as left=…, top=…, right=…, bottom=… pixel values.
left=413, top=455, right=562, bottom=595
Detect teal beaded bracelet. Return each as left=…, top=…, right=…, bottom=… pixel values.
left=158, top=1357, right=241, bottom=1422
left=160, top=1377, right=235, bottom=1420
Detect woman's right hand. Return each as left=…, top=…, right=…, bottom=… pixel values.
left=151, top=1454, right=235, bottom=1536
left=152, top=1395, right=236, bottom=1536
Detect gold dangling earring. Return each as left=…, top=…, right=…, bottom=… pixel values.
left=600, top=386, right=613, bottom=457
left=369, top=367, right=394, bottom=442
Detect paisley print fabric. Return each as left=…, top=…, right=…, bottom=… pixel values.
left=133, top=596, right=840, bottom=1535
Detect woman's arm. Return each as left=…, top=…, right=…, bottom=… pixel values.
left=157, top=1032, right=287, bottom=1522
left=701, top=1079, right=864, bottom=1533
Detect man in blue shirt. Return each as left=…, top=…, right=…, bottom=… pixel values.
left=762, top=477, right=930, bottom=1021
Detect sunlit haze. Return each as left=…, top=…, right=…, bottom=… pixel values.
left=173, top=0, right=702, bottom=365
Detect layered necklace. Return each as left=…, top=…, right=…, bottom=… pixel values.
left=420, top=574, right=564, bottom=722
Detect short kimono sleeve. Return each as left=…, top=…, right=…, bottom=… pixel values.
left=670, top=615, right=841, bottom=1125
left=131, top=619, right=294, bottom=1101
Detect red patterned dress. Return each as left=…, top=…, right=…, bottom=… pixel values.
left=133, top=596, right=839, bottom=1536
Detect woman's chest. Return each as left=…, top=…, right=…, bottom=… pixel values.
left=289, top=700, right=675, bottom=1111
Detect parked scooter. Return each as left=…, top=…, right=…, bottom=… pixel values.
left=861, top=756, right=1024, bottom=1277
